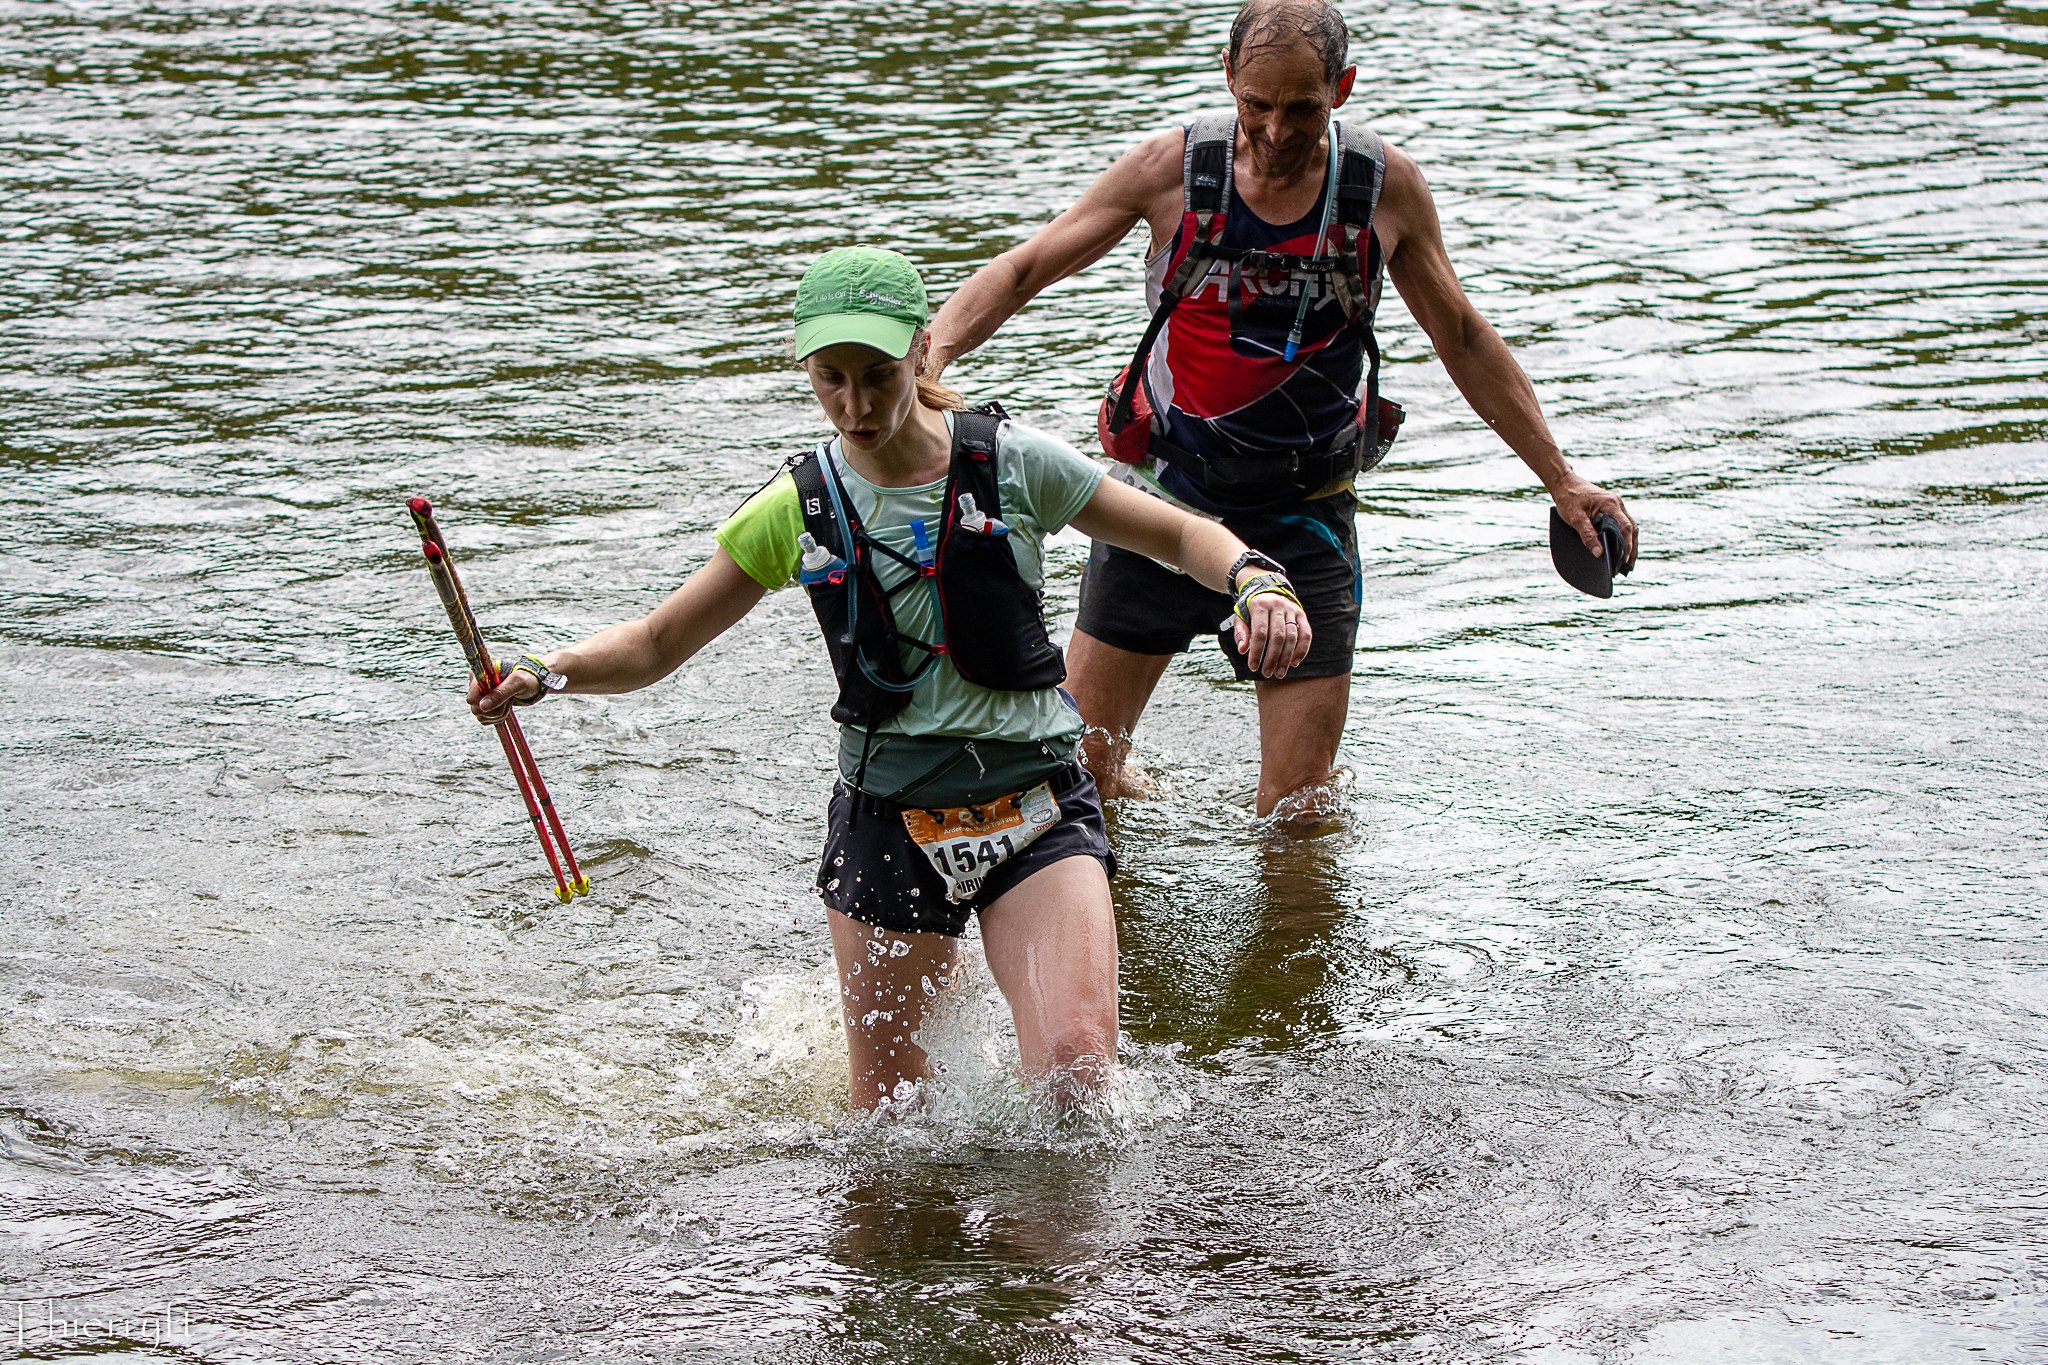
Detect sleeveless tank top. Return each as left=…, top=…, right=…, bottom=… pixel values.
left=1140, top=157, right=1377, bottom=510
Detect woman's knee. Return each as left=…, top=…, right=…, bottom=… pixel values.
left=1040, top=1013, right=1117, bottom=1077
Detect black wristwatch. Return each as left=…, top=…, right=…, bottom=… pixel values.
left=1226, top=548, right=1285, bottom=588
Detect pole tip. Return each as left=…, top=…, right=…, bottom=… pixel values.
left=408, top=496, right=431, bottom=514
left=575, top=876, right=592, bottom=897
left=554, top=885, right=574, bottom=904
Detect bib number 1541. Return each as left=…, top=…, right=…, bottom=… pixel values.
left=901, top=782, right=1061, bottom=903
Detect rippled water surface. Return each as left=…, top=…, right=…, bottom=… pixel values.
left=4, top=0, right=2046, bottom=1360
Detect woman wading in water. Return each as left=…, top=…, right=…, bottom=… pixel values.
left=471, top=248, right=1310, bottom=1109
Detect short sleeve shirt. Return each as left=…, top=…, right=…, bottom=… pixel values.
left=715, top=413, right=1104, bottom=747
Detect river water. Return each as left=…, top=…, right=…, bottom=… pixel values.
left=3, top=0, right=2046, bottom=1360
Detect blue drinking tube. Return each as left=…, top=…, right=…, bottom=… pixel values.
left=1284, top=122, right=1342, bottom=363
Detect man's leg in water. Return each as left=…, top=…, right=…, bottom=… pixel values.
left=1066, top=628, right=1174, bottom=799
left=1253, top=672, right=1351, bottom=819
left=827, top=908, right=959, bottom=1111
left=978, top=854, right=1119, bottom=1102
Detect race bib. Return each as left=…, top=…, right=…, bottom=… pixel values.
left=901, top=781, right=1062, bottom=903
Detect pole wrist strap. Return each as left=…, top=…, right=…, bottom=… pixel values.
left=502, top=654, right=563, bottom=705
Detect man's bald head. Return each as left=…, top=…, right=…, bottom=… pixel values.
left=1227, top=0, right=1351, bottom=86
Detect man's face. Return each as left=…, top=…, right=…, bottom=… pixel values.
left=1225, top=43, right=1355, bottom=180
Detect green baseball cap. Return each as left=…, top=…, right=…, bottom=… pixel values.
left=792, top=247, right=929, bottom=361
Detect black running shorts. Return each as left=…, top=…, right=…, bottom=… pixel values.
left=1073, top=490, right=1361, bottom=680
left=815, top=763, right=1117, bottom=938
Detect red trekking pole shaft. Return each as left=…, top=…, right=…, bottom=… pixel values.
left=407, top=496, right=589, bottom=900
left=407, top=499, right=589, bottom=896
left=416, top=537, right=572, bottom=902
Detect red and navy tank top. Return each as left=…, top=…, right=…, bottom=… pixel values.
left=1139, top=133, right=1383, bottom=512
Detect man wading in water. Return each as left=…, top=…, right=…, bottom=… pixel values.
left=927, top=0, right=1638, bottom=818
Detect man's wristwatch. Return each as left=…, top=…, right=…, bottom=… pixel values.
left=1226, top=548, right=1285, bottom=589
left=503, top=654, right=566, bottom=705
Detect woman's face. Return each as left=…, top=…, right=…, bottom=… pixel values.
left=802, top=339, right=919, bottom=450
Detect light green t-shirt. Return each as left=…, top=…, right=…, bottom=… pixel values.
left=716, top=412, right=1105, bottom=764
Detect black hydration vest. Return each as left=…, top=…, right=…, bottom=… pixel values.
left=1106, top=113, right=1403, bottom=496
left=787, top=404, right=1067, bottom=731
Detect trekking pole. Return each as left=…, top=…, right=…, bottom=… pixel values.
left=415, top=536, right=573, bottom=902
left=406, top=497, right=590, bottom=901
left=408, top=497, right=590, bottom=899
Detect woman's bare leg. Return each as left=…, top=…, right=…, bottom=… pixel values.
left=827, top=908, right=959, bottom=1111
left=977, top=855, right=1120, bottom=1102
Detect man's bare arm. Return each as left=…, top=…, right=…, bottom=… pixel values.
left=1380, top=145, right=1637, bottom=563
left=925, top=131, right=1184, bottom=379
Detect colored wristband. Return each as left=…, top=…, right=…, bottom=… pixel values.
left=500, top=654, right=564, bottom=705
left=1231, top=572, right=1303, bottom=626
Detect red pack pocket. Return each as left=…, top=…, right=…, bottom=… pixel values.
left=1097, top=367, right=1154, bottom=466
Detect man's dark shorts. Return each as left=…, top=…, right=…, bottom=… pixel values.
left=1073, top=490, right=1361, bottom=680
left=816, top=763, right=1116, bottom=938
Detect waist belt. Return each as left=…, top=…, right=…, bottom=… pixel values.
left=1151, top=396, right=1404, bottom=497
left=1149, top=434, right=1355, bottom=491
left=847, top=758, right=1086, bottom=817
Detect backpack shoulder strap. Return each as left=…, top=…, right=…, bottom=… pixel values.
left=950, top=405, right=1006, bottom=516
left=953, top=406, right=1001, bottom=459
left=1333, top=121, right=1386, bottom=233
left=1108, top=118, right=1239, bottom=438
left=1329, top=121, right=1389, bottom=326
left=787, top=443, right=852, bottom=556
left=1183, top=110, right=1237, bottom=216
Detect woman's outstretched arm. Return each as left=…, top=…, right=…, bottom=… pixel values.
left=470, top=548, right=768, bottom=723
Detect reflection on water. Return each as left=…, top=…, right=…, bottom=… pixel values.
left=811, top=1162, right=1101, bottom=1364
left=1113, top=800, right=1365, bottom=1053
left=3, top=0, right=2046, bottom=1358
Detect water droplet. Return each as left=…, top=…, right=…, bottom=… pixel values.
left=888, top=941, right=911, bottom=958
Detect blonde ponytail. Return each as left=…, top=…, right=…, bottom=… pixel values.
left=916, top=371, right=966, bottom=411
